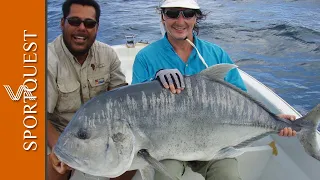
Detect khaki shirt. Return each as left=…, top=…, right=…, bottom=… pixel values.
left=47, top=35, right=127, bottom=132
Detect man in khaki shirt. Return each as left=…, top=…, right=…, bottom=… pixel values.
left=47, top=0, right=135, bottom=180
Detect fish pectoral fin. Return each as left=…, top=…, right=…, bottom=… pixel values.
left=139, top=165, right=155, bottom=180
left=216, top=145, right=276, bottom=160
left=214, top=147, right=246, bottom=159
left=138, top=149, right=181, bottom=180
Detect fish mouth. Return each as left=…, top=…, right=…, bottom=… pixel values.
left=54, top=146, right=86, bottom=169
left=54, top=146, right=120, bottom=177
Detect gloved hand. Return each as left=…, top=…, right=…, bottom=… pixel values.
left=155, top=69, right=185, bottom=94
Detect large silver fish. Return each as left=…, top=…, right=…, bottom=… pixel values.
left=53, top=64, right=320, bottom=179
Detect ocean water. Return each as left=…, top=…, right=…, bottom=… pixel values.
left=47, top=0, right=320, bottom=116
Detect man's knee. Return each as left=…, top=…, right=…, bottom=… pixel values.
left=206, top=158, right=241, bottom=180
left=154, top=159, right=186, bottom=180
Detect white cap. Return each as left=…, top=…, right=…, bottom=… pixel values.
left=160, top=0, right=200, bottom=9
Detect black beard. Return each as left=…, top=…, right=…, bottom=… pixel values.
left=68, top=47, right=89, bottom=57
left=62, top=32, right=95, bottom=57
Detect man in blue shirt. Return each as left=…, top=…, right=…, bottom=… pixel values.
left=132, top=0, right=296, bottom=180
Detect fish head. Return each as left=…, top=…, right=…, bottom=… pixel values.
left=297, top=129, right=320, bottom=161
left=53, top=115, right=135, bottom=178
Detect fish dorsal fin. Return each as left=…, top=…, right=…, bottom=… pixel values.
left=199, top=63, right=238, bottom=80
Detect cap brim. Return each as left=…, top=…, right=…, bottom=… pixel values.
left=161, top=2, right=200, bottom=9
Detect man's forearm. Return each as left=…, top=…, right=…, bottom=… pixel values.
left=47, top=121, right=60, bottom=149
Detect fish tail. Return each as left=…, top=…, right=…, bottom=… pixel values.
left=294, top=104, right=320, bottom=161
left=294, top=104, right=320, bottom=130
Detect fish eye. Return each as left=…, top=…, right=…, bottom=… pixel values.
left=77, top=128, right=90, bottom=140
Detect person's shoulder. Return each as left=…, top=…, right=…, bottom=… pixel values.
left=136, top=39, right=163, bottom=57
left=47, top=43, right=59, bottom=74
left=47, top=39, right=59, bottom=63
left=91, top=40, right=118, bottom=56
left=48, top=34, right=62, bottom=46
left=92, top=40, right=113, bottom=50
left=47, top=35, right=67, bottom=59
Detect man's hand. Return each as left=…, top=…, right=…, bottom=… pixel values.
left=49, top=151, right=73, bottom=174
left=155, top=69, right=185, bottom=94
left=277, top=114, right=297, bottom=137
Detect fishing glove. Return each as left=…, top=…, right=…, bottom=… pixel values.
left=155, top=69, right=185, bottom=89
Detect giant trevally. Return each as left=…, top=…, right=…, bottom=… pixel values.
left=53, top=64, right=320, bottom=179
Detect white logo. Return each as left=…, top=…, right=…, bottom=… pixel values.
left=3, top=85, right=36, bottom=101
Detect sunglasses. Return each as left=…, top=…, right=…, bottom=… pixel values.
left=66, top=17, right=97, bottom=29
left=163, top=9, right=196, bottom=19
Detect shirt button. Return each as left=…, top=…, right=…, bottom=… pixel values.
left=83, top=85, right=87, bottom=88
left=186, top=64, right=188, bottom=67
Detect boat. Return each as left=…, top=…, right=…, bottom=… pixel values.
left=108, top=38, right=320, bottom=180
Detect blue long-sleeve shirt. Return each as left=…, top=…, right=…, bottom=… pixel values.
left=132, top=33, right=247, bottom=92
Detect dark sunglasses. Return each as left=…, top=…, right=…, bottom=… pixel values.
left=66, top=17, right=97, bottom=29
left=163, top=9, right=196, bottom=19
